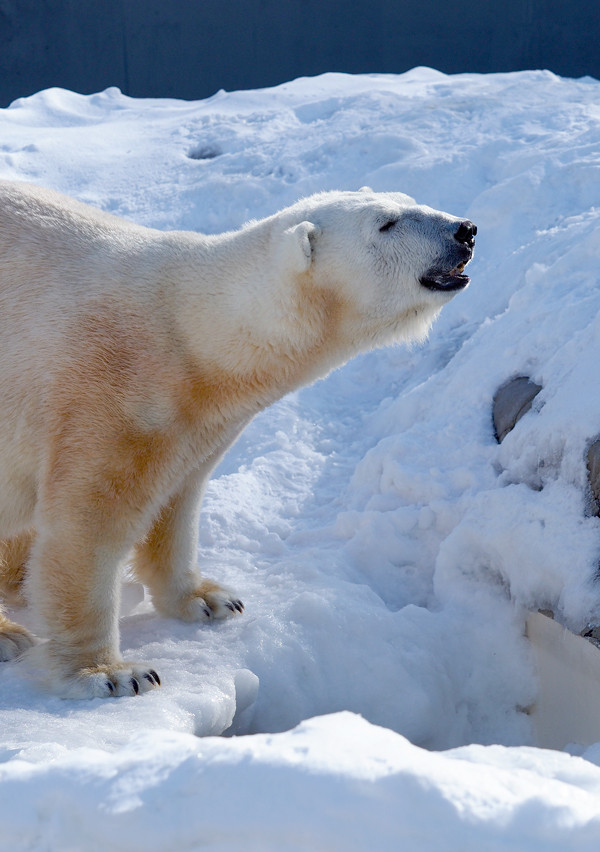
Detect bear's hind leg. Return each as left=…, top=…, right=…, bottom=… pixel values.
left=0, top=533, right=36, bottom=661
left=0, top=609, right=35, bottom=661
left=0, top=531, right=34, bottom=604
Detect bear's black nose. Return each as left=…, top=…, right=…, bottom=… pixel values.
left=454, top=221, right=477, bottom=245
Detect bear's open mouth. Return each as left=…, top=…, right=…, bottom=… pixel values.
left=420, top=260, right=470, bottom=292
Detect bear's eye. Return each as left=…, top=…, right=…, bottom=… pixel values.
left=379, top=219, right=398, bottom=233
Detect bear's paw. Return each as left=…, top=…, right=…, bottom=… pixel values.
left=0, top=621, right=36, bottom=662
left=165, top=579, right=244, bottom=623
left=61, top=662, right=162, bottom=699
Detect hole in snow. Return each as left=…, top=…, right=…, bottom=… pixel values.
left=188, top=144, right=222, bottom=160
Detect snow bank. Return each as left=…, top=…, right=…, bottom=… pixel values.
left=2, top=67, right=600, bottom=848
left=4, top=713, right=600, bottom=852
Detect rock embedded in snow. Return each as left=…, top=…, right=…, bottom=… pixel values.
left=527, top=611, right=600, bottom=750
left=587, top=439, right=600, bottom=516
left=492, top=376, right=542, bottom=443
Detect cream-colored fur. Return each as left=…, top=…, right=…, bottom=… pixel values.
left=0, top=180, right=473, bottom=698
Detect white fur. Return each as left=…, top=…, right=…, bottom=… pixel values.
left=0, top=181, right=470, bottom=697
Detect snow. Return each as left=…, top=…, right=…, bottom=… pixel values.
left=2, top=67, right=600, bottom=847
left=4, top=713, right=600, bottom=852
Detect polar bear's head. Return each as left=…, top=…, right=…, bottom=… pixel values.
left=276, top=189, right=476, bottom=351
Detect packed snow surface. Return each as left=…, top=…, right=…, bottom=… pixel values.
left=2, top=67, right=600, bottom=848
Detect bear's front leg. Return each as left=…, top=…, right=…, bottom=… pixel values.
left=133, top=467, right=244, bottom=622
left=27, top=525, right=161, bottom=699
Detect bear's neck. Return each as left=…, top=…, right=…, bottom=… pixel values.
left=163, top=225, right=352, bottom=408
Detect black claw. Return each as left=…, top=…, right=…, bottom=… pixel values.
left=226, top=602, right=235, bottom=612
left=130, top=677, right=139, bottom=695
left=234, top=600, right=244, bottom=613
left=203, top=607, right=212, bottom=618
left=106, top=680, right=115, bottom=695
left=149, top=669, right=161, bottom=686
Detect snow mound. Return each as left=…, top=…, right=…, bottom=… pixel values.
left=3, top=713, right=600, bottom=852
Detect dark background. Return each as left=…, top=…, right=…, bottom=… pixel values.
left=1, top=0, right=599, bottom=107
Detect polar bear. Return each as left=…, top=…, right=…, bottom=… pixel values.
left=0, top=181, right=476, bottom=698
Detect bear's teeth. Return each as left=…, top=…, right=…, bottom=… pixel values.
left=451, top=262, right=466, bottom=275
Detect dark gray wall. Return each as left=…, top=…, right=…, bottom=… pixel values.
left=1, top=0, right=599, bottom=107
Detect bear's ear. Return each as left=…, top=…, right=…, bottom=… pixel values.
left=282, top=221, right=320, bottom=273
left=359, top=185, right=373, bottom=193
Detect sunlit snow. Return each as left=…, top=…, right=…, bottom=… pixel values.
left=2, top=67, right=600, bottom=849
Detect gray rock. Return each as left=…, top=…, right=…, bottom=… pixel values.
left=587, top=439, right=600, bottom=516
left=581, top=622, right=600, bottom=648
left=493, top=376, right=543, bottom=443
